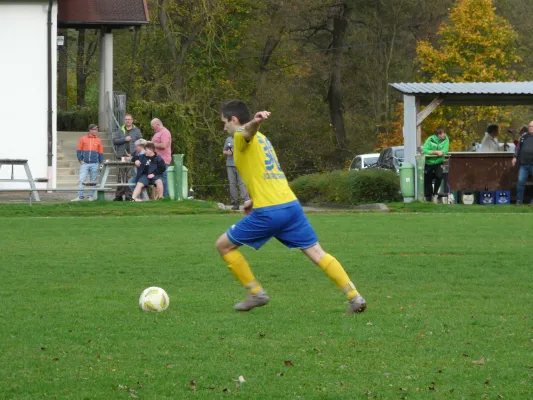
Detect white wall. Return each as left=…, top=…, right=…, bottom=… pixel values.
left=0, top=1, right=57, bottom=188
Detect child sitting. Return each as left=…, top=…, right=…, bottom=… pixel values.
left=131, top=142, right=167, bottom=201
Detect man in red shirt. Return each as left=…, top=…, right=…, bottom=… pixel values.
left=151, top=118, right=172, bottom=197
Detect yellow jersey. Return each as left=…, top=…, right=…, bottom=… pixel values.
left=233, top=130, right=297, bottom=209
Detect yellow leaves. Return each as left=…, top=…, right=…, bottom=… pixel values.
left=416, top=0, right=520, bottom=83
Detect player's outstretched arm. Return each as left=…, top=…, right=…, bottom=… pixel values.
left=243, top=111, right=271, bottom=139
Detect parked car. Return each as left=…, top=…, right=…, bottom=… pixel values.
left=348, top=153, right=380, bottom=171
left=375, top=146, right=404, bottom=174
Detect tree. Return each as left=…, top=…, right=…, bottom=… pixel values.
left=75, top=29, right=98, bottom=107
left=415, top=0, right=521, bottom=149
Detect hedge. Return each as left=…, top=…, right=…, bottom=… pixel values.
left=58, top=109, right=98, bottom=131
left=290, top=169, right=401, bottom=205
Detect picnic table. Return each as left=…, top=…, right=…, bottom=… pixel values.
left=0, top=159, right=45, bottom=201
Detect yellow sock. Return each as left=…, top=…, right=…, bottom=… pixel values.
left=222, top=250, right=263, bottom=294
left=318, top=254, right=359, bottom=299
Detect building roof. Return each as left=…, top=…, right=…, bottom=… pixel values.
left=58, top=0, right=149, bottom=28
left=390, top=82, right=533, bottom=106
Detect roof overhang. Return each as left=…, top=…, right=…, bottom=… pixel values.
left=58, top=0, right=149, bottom=29
left=390, top=82, right=533, bottom=106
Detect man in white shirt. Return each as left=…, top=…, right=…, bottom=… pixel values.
left=480, top=124, right=500, bottom=152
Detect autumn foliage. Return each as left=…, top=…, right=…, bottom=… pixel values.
left=415, top=0, right=521, bottom=150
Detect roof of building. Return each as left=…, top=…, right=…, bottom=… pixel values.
left=390, top=82, right=533, bottom=106
left=58, top=0, right=149, bottom=28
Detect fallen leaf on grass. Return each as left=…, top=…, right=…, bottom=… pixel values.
left=208, top=386, right=216, bottom=390
left=473, top=358, right=486, bottom=365
left=190, top=379, right=197, bottom=392
left=484, top=377, right=491, bottom=385
left=166, top=364, right=173, bottom=369
left=232, top=376, right=245, bottom=383
left=52, top=358, right=59, bottom=361
left=40, top=347, right=46, bottom=351
left=383, top=372, right=391, bottom=376
left=386, top=296, right=392, bottom=299
left=497, top=394, right=504, bottom=399
left=223, top=388, right=230, bottom=392
left=399, top=387, right=408, bottom=391
left=364, top=392, right=373, bottom=396
left=259, top=331, right=266, bottom=338
left=284, top=360, right=294, bottom=367
left=428, top=382, right=436, bottom=390
left=277, top=372, right=284, bottom=377
left=462, top=353, right=469, bottom=357
left=366, top=322, right=373, bottom=326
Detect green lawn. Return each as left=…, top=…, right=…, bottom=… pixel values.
left=1, top=212, right=532, bottom=399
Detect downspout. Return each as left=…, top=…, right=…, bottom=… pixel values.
left=47, top=0, right=53, bottom=187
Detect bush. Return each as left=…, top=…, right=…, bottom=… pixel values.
left=57, top=108, right=98, bottom=131
left=290, top=169, right=401, bottom=205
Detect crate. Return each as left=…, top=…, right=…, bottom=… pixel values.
left=458, top=190, right=478, bottom=205
left=479, top=191, right=495, bottom=205
left=494, top=190, right=511, bottom=205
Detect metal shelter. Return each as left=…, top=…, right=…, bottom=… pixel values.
left=58, top=0, right=149, bottom=132
left=390, top=81, right=533, bottom=196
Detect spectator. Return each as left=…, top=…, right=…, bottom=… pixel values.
left=512, top=121, right=533, bottom=206
left=151, top=118, right=172, bottom=197
left=480, top=124, right=500, bottom=152
left=112, top=113, right=142, bottom=201
left=223, top=135, right=250, bottom=210
left=71, top=124, right=104, bottom=202
left=132, top=142, right=166, bottom=201
left=422, top=127, right=449, bottom=203
left=128, top=139, right=147, bottom=196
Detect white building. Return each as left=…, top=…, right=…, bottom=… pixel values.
left=0, top=1, right=58, bottom=187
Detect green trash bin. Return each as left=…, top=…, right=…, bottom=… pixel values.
left=399, top=161, right=415, bottom=202
left=167, top=166, right=176, bottom=200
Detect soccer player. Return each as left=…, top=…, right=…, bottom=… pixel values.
left=215, top=100, right=366, bottom=315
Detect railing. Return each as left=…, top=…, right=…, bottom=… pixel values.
left=105, top=91, right=127, bottom=159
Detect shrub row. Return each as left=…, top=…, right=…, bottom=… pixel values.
left=290, top=169, right=401, bottom=205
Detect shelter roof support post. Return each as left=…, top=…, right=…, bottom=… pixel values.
left=98, top=28, right=106, bottom=130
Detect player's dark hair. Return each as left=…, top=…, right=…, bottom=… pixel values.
left=220, top=100, right=251, bottom=124
left=487, top=124, right=499, bottom=134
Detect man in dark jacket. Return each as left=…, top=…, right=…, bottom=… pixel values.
left=512, top=121, right=533, bottom=205
left=131, top=142, right=166, bottom=201
left=112, top=113, right=142, bottom=201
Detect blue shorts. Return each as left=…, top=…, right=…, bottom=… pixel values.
left=138, top=174, right=163, bottom=186
left=226, top=200, right=318, bottom=250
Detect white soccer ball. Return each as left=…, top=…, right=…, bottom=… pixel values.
left=139, top=287, right=170, bottom=312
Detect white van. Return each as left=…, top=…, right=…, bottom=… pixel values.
left=349, top=153, right=380, bottom=171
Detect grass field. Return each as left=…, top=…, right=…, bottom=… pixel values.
left=1, top=208, right=532, bottom=399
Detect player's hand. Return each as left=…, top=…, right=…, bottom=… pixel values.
left=80, top=161, right=86, bottom=164
left=436, top=151, right=443, bottom=156
left=135, top=160, right=141, bottom=167
left=148, top=174, right=155, bottom=179
left=125, top=136, right=131, bottom=142
left=243, top=199, right=253, bottom=215
left=512, top=157, right=517, bottom=167
left=253, top=111, right=271, bottom=123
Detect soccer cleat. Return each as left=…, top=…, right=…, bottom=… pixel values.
left=113, top=197, right=123, bottom=201
left=516, top=200, right=523, bottom=206
left=231, top=203, right=240, bottom=211
left=345, top=294, right=367, bottom=315
left=432, top=195, right=439, bottom=204
left=88, top=196, right=95, bottom=202
left=71, top=196, right=84, bottom=202
left=233, top=291, right=270, bottom=311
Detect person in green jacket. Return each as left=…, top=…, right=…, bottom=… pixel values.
left=422, top=127, right=449, bottom=202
